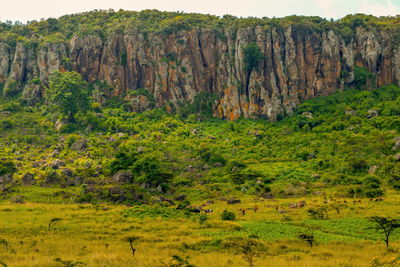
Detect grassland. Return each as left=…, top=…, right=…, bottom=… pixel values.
left=1, top=192, right=400, bottom=266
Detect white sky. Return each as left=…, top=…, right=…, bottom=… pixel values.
left=1, top=0, right=400, bottom=23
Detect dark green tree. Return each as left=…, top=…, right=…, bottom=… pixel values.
left=243, top=42, right=264, bottom=95
left=46, top=71, right=89, bottom=122
left=369, top=216, right=400, bottom=248
left=131, top=155, right=173, bottom=190
left=353, top=66, right=374, bottom=90
left=243, top=42, right=264, bottom=73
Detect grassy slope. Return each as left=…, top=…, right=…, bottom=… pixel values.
left=0, top=85, right=400, bottom=266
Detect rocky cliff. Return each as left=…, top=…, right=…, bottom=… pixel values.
left=1, top=21, right=399, bottom=120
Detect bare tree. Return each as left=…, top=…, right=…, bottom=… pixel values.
left=369, top=216, right=400, bottom=248
left=125, top=236, right=139, bottom=256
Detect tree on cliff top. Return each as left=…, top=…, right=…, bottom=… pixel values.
left=46, top=71, right=89, bottom=122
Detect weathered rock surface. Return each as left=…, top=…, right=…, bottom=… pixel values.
left=70, top=139, right=88, bottom=151
left=1, top=26, right=400, bottom=120
left=112, top=170, right=133, bottom=183
left=0, top=174, right=13, bottom=185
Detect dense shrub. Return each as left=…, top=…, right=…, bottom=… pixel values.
left=221, top=210, right=236, bottom=221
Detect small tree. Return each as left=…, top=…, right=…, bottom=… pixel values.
left=299, top=233, right=315, bottom=247
left=48, top=218, right=62, bottom=231
left=125, top=236, right=139, bottom=256
left=131, top=155, right=173, bottom=191
left=243, top=42, right=264, bottom=73
left=46, top=71, right=89, bottom=122
left=242, top=42, right=264, bottom=95
left=369, top=216, right=400, bottom=248
left=238, top=240, right=260, bottom=267
left=307, top=207, right=329, bottom=220
left=198, top=214, right=208, bottom=225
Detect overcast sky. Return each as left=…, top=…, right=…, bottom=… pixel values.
left=2, top=0, right=400, bottom=23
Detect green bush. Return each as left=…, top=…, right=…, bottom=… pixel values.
left=221, top=210, right=236, bottom=221
left=0, top=160, right=17, bottom=176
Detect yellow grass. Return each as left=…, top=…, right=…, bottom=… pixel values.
left=1, top=194, right=400, bottom=266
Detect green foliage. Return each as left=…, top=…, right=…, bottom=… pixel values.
left=0, top=160, right=17, bottom=176
left=0, top=119, right=14, bottom=130
left=369, top=216, right=400, bottom=247
left=353, top=66, right=374, bottom=90
left=109, top=152, right=137, bottom=174
left=198, top=214, right=208, bottom=225
left=2, top=79, right=20, bottom=97
left=131, top=155, right=173, bottom=190
left=243, top=42, right=264, bottom=73
left=308, top=207, right=329, bottom=220
left=221, top=210, right=236, bottom=221
left=46, top=71, right=89, bottom=122
left=161, top=255, right=196, bottom=267
left=178, top=91, right=218, bottom=118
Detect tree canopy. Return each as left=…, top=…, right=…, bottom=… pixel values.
left=45, top=71, right=89, bottom=122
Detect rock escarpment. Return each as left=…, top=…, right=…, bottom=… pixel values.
left=1, top=25, right=399, bottom=120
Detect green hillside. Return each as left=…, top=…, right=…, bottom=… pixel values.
left=1, top=83, right=399, bottom=203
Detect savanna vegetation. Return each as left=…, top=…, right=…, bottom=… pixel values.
left=0, top=62, right=399, bottom=266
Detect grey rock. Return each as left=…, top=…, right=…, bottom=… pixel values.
left=0, top=174, right=13, bottom=184
left=71, top=139, right=88, bottom=151
left=112, top=170, right=133, bottom=184
left=367, top=109, right=379, bottom=119
left=301, top=112, right=313, bottom=119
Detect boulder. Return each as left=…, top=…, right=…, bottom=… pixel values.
left=393, top=141, right=400, bottom=151
left=345, top=110, right=357, bottom=116
left=368, top=165, right=379, bottom=175
left=0, top=174, right=13, bottom=184
left=55, top=119, right=64, bottom=132
left=367, top=109, right=379, bottom=119
left=49, top=159, right=65, bottom=169
left=394, top=154, right=400, bottom=162
left=112, top=170, right=133, bottom=184
left=71, top=139, right=88, bottom=151
left=301, top=112, right=313, bottom=119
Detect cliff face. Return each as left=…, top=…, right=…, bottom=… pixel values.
left=1, top=26, right=399, bottom=120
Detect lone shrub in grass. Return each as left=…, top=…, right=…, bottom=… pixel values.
left=307, top=207, right=329, bottom=220
left=161, top=255, right=195, bottom=267
left=48, top=218, right=62, bottom=231
left=299, top=233, right=315, bottom=247
left=221, top=210, right=236, bottom=221
left=198, top=214, right=208, bottom=225
left=53, top=258, right=84, bottom=267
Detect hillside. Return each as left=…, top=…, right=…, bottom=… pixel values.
left=1, top=10, right=400, bottom=119
left=1, top=84, right=399, bottom=202
left=0, top=79, right=400, bottom=266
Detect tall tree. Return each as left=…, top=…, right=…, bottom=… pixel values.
left=46, top=71, right=89, bottom=122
